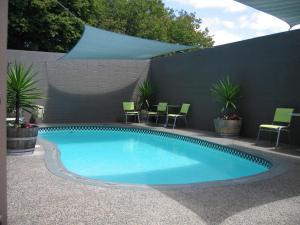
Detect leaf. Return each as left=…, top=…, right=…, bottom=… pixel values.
left=8, top=0, right=214, bottom=52
left=7, top=62, right=45, bottom=125
left=137, top=80, right=154, bottom=110
left=211, top=76, right=241, bottom=115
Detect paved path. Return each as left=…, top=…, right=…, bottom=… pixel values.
left=7, top=125, right=300, bottom=225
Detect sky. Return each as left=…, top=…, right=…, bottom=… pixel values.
left=163, top=0, right=300, bottom=46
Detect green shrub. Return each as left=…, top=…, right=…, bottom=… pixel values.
left=137, top=80, right=154, bottom=111
left=211, top=76, right=241, bottom=119
left=7, top=63, right=44, bottom=126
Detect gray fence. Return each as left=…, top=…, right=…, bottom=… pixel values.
left=150, top=29, right=300, bottom=144
left=7, top=29, right=300, bottom=144
left=7, top=50, right=150, bottom=123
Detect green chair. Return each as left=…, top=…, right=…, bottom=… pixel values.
left=147, top=102, right=168, bottom=124
left=256, top=108, right=294, bottom=147
left=123, top=102, right=140, bottom=124
left=166, top=103, right=190, bottom=129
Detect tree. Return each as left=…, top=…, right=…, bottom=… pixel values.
left=167, top=10, right=213, bottom=47
left=8, top=0, right=83, bottom=52
left=8, top=0, right=214, bottom=53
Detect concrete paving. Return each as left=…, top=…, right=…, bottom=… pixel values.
left=7, top=124, right=300, bottom=225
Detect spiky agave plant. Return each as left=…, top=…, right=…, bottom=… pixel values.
left=7, top=63, right=44, bottom=127
left=137, top=80, right=154, bottom=111
left=211, top=76, right=241, bottom=119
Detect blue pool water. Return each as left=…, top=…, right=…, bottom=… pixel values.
left=40, top=128, right=269, bottom=185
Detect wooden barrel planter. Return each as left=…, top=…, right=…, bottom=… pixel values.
left=214, top=118, right=242, bottom=137
left=7, top=126, right=39, bottom=154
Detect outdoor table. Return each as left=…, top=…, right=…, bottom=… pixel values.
left=292, top=113, right=300, bottom=117
left=164, top=105, right=181, bottom=127
left=152, top=104, right=181, bottom=114
left=166, top=105, right=181, bottom=113
left=152, top=104, right=181, bottom=126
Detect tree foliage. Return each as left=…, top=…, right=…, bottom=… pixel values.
left=8, top=0, right=214, bottom=52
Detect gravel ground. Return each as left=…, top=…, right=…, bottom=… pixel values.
left=7, top=125, right=300, bottom=225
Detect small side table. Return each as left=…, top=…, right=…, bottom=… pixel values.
left=292, top=113, right=300, bottom=117
left=152, top=104, right=181, bottom=126
left=164, top=105, right=181, bottom=127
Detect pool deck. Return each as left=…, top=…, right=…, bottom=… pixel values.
left=7, top=123, right=300, bottom=225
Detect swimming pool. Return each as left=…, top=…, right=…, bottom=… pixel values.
left=39, top=126, right=271, bottom=185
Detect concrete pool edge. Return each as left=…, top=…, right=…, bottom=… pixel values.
left=39, top=124, right=288, bottom=190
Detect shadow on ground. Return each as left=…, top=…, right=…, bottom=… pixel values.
left=150, top=142, right=300, bottom=225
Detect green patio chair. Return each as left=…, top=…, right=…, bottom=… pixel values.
left=166, top=103, right=190, bottom=129
left=256, top=108, right=294, bottom=147
left=123, top=102, right=140, bottom=124
left=147, top=102, right=168, bottom=124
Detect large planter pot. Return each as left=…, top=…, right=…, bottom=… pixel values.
left=7, top=126, right=39, bottom=154
left=213, top=118, right=242, bottom=137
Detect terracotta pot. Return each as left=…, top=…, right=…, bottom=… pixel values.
left=7, top=126, right=39, bottom=154
left=213, top=118, right=242, bottom=137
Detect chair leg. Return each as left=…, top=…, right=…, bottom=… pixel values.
left=147, top=114, right=149, bottom=123
left=156, top=115, right=159, bottom=124
left=275, top=129, right=281, bottom=148
left=184, top=117, right=188, bottom=127
left=270, top=132, right=274, bottom=144
left=173, top=117, right=177, bottom=129
left=256, top=128, right=261, bottom=144
left=137, top=114, right=140, bottom=123
left=125, top=114, right=128, bottom=124
left=164, top=116, right=169, bottom=128
left=288, top=131, right=292, bottom=144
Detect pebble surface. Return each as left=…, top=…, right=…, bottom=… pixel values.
left=7, top=126, right=300, bottom=225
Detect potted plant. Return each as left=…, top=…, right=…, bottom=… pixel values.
left=136, top=80, right=154, bottom=121
left=211, top=76, right=242, bottom=136
left=6, top=63, right=44, bottom=154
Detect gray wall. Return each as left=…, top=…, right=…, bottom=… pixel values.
left=150, top=30, right=300, bottom=144
left=7, top=30, right=300, bottom=145
left=0, top=0, right=8, bottom=224
left=7, top=50, right=150, bottom=123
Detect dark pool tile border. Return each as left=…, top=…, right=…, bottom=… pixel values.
left=39, top=125, right=271, bottom=169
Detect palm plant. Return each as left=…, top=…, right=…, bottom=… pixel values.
left=137, top=80, right=154, bottom=111
left=211, top=76, right=241, bottom=119
left=7, top=63, right=44, bottom=127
